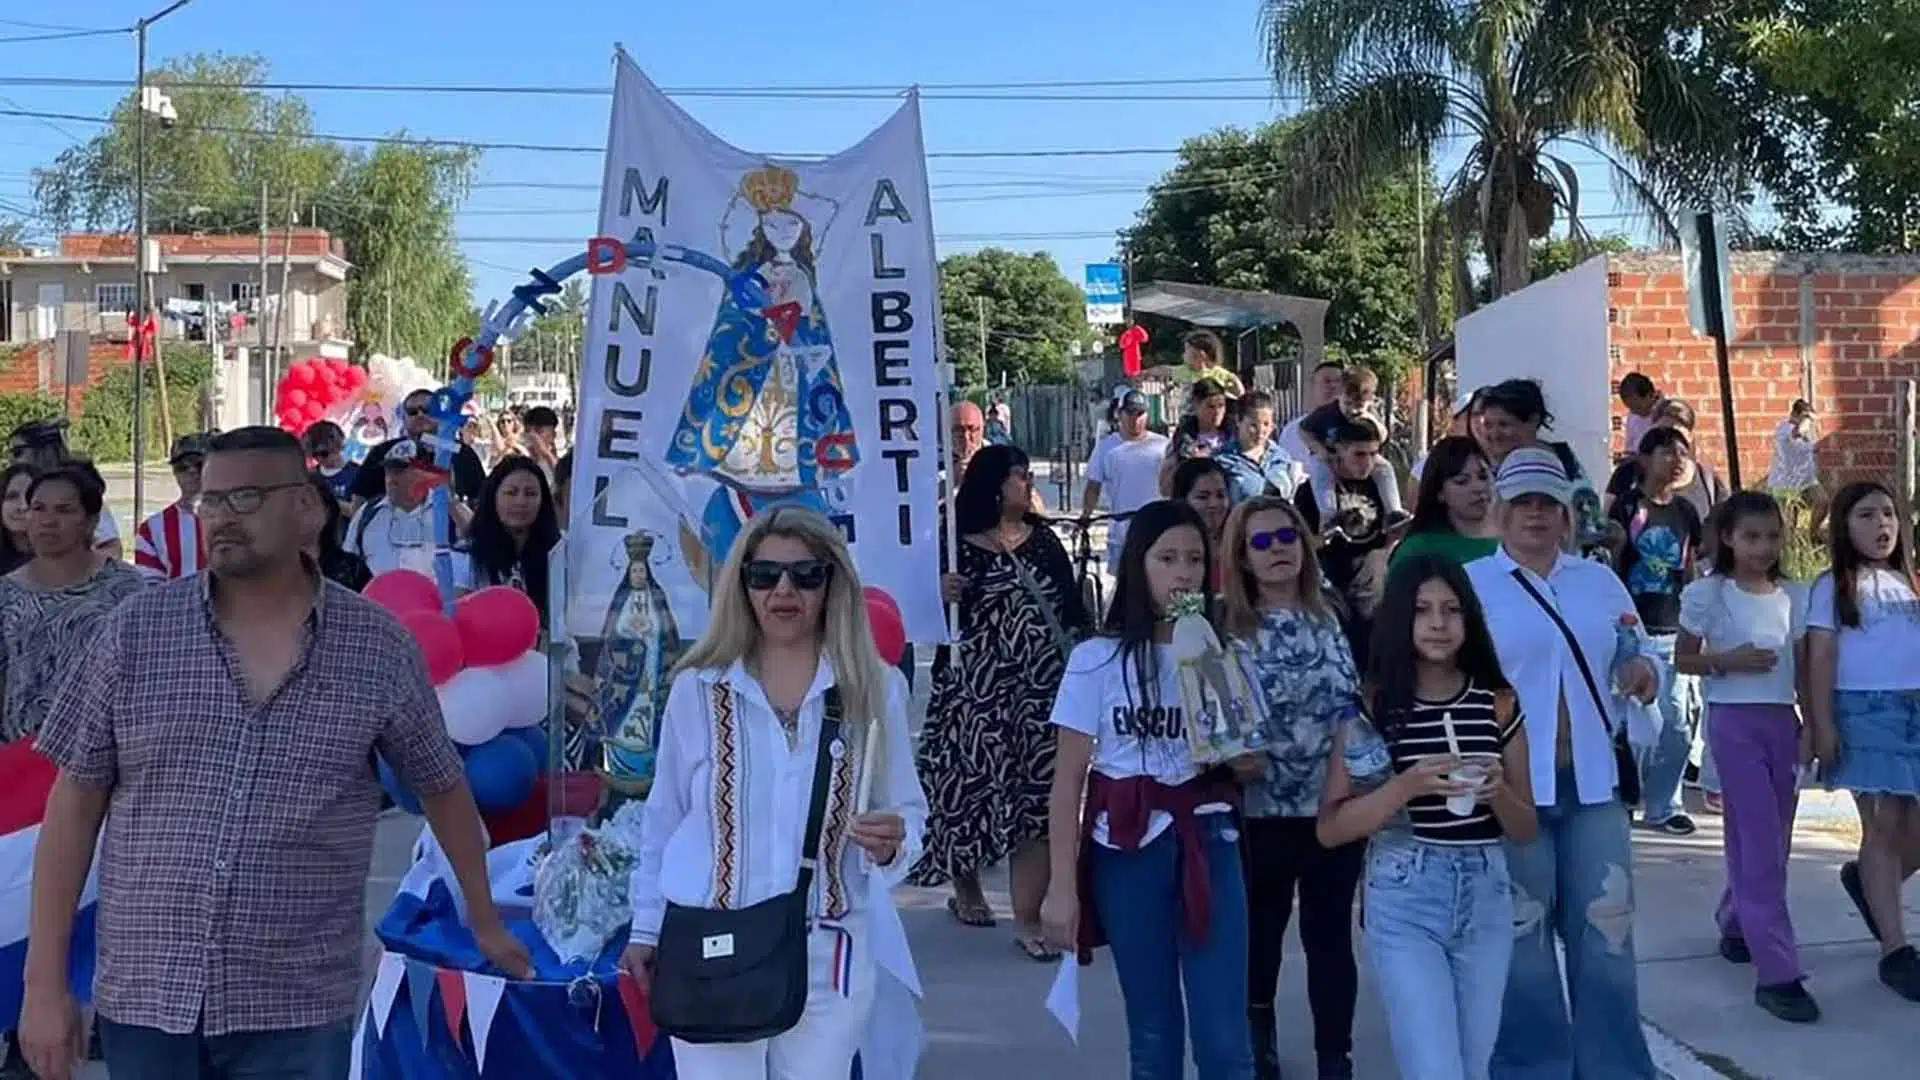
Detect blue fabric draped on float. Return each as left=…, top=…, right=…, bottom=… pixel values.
left=358, top=878, right=875, bottom=1079
left=359, top=880, right=672, bottom=1079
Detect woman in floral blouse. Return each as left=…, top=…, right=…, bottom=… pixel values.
left=1220, top=495, right=1367, bottom=1080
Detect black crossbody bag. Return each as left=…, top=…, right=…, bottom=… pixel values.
left=650, top=686, right=844, bottom=1044
left=1508, top=571, right=1643, bottom=807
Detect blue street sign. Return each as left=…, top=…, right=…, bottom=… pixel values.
left=1084, top=262, right=1125, bottom=326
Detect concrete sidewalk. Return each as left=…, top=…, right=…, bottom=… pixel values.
left=1632, top=795, right=1920, bottom=1080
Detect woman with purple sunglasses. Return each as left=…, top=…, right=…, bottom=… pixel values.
left=1220, top=496, right=1368, bottom=1080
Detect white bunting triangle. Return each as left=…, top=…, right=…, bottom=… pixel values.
left=464, top=971, right=508, bottom=1074
left=348, top=1001, right=369, bottom=1079
left=370, top=951, right=408, bottom=1038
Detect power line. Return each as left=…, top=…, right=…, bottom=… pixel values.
left=0, top=105, right=1189, bottom=158
left=0, top=27, right=126, bottom=45
left=0, top=74, right=1292, bottom=101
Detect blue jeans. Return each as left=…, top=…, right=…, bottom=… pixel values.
left=1091, top=812, right=1254, bottom=1080
left=1636, top=633, right=1698, bottom=823
left=99, top=1017, right=354, bottom=1080
left=1492, top=773, right=1652, bottom=1080
left=1365, top=839, right=1513, bottom=1080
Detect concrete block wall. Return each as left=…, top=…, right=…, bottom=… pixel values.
left=1605, top=251, right=1919, bottom=487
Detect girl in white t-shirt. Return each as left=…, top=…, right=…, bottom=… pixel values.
left=1806, top=481, right=1920, bottom=1001
left=1040, top=498, right=1258, bottom=1078
left=1675, top=492, right=1817, bottom=1022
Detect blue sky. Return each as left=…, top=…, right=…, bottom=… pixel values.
left=0, top=0, right=1636, bottom=309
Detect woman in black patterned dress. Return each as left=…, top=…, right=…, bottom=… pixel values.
left=911, top=443, right=1087, bottom=959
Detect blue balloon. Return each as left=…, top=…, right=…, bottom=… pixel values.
left=508, top=724, right=550, bottom=773
left=376, top=756, right=424, bottom=815
left=464, top=734, right=539, bottom=812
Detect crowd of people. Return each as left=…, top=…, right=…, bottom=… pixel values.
left=0, top=347, right=1915, bottom=1080
left=917, top=355, right=1920, bottom=1080
left=1, top=398, right=571, bottom=1080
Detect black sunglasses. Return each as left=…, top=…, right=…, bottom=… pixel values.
left=742, top=558, right=833, bottom=592
left=1248, top=527, right=1301, bottom=550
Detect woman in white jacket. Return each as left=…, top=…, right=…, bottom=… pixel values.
left=622, top=506, right=927, bottom=1080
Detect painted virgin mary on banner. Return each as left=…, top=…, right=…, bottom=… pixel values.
left=664, top=163, right=858, bottom=564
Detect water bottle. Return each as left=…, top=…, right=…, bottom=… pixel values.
left=1610, top=614, right=1663, bottom=751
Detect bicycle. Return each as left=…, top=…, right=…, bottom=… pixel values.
left=1045, top=511, right=1130, bottom=623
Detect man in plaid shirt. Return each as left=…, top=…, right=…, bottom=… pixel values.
left=17, top=426, right=532, bottom=1080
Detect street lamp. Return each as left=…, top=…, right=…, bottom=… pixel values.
left=132, top=0, right=192, bottom=526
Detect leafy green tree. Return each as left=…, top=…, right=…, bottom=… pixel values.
left=1471, top=233, right=1636, bottom=304
left=1259, top=0, right=1733, bottom=301
left=1124, top=122, right=1429, bottom=379
left=31, top=52, right=477, bottom=360
left=1681, top=1, right=1920, bottom=251
left=510, top=278, right=587, bottom=375
left=0, top=219, right=27, bottom=255
left=939, top=249, right=1092, bottom=387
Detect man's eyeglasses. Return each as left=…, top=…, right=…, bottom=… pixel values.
left=1248, top=527, right=1301, bottom=550
left=741, top=558, right=832, bottom=592
left=194, top=481, right=305, bottom=517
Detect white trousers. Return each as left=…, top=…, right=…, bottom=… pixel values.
left=669, top=916, right=877, bottom=1080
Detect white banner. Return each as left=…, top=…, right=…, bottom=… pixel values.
left=567, top=53, right=945, bottom=644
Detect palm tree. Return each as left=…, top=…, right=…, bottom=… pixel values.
left=1261, top=0, right=1735, bottom=307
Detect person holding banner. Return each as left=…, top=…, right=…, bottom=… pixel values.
left=623, top=506, right=925, bottom=1080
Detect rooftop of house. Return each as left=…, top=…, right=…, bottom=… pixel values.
left=0, top=229, right=351, bottom=274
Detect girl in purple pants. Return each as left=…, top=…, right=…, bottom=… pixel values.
left=1675, top=492, right=1816, bottom=1023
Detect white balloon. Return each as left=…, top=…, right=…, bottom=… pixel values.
left=491, top=650, right=551, bottom=729
left=439, top=666, right=512, bottom=746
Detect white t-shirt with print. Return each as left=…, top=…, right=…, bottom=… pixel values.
left=1050, top=638, right=1226, bottom=847
left=1678, top=576, right=1807, bottom=705
left=1807, top=569, right=1920, bottom=692
left=1085, top=431, right=1170, bottom=561
left=344, top=499, right=471, bottom=587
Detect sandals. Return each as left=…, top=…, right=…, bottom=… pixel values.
left=946, top=895, right=997, bottom=928
left=1015, top=934, right=1061, bottom=963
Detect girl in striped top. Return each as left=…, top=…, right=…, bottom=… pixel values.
left=1318, top=555, right=1536, bottom=1080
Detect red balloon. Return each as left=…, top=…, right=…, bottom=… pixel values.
left=291, top=364, right=318, bottom=387
left=454, top=586, right=541, bottom=667
left=865, top=593, right=906, bottom=665
left=327, top=358, right=350, bottom=375
left=346, top=366, right=368, bottom=387
left=285, top=388, right=309, bottom=408
left=303, top=401, right=329, bottom=423
left=277, top=410, right=304, bottom=432
left=395, top=608, right=464, bottom=684
left=365, top=570, right=444, bottom=615
left=863, top=585, right=902, bottom=624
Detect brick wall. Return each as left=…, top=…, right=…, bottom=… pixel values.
left=1605, top=251, right=1920, bottom=488
left=0, top=340, right=129, bottom=402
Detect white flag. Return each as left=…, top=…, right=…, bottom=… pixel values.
left=464, top=971, right=508, bottom=1073
left=369, top=951, right=407, bottom=1038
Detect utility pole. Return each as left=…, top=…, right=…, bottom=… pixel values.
left=273, top=192, right=295, bottom=360
left=384, top=268, right=393, bottom=356
left=976, top=295, right=987, bottom=387
left=257, top=178, right=269, bottom=356
left=131, top=0, right=194, bottom=527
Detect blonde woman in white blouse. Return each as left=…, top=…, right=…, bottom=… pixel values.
left=623, top=506, right=927, bottom=1080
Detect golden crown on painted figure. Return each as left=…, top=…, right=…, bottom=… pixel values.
left=740, top=164, right=798, bottom=212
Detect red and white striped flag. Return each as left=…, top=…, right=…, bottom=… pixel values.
left=134, top=502, right=206, bottom=581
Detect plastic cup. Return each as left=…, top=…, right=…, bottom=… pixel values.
left=1446, top=761, right=1491, bottom=816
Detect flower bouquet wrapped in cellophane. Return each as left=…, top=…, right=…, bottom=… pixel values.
left=1166, top=591, right=1268, bottom=766
left=531, top=800, right=646, bottom=965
